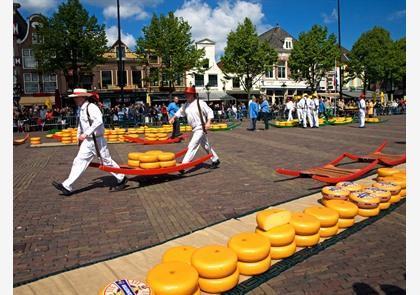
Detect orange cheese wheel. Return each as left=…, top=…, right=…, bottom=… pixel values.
left=30, top=137, right=41, bottom=141
left=321, top=186, right=350, bottom=200
left=62, top=140, right=72, bottom=144
left=159, top=160, right=177, bottom=168
left=289, top=212, right=321, bottom=236
left=138, top=154, right=159, bottom=163
left=157, top=133, right=168, bottom=138
left=349, top=191, right=380, bottom=209
left=145, top=150, right=162, bottom=154
left=336, top=181, right=363, bottom=192
left=303, top=206, right=339, bottom=227
left=392, top=172, right=406, bottom=179
left=191, top=245, right=238, bottom=279
left=379, top=202, right=391, bottom=210
left=377, top=167, right=400, bottom=177
left=337, top=218, right=355, bottom=228
left=145, top=137, right=158, bottom=141
left=295, top=232, right=320, bottom=247
left=128, top=152, right=143, bottom=160
left=198, top=267, right=239, bottom=294
left=31, top=141, right=41, bottom=144
left=256, top=209, right=292, bottom=231
left=139, top=162, right=161, bottom=169
left=400, top=189, right=406, bottom=198
left=237, top=254, right=271, bottom=276
left=358, top=207, right=380, bottom=217
left=255, top=224, right=295, bottom=247
left=158, top=152, right=175, bottom=161
left=322, top=199, right=358, bottom=218
left=377, top=176, right=406, bottom=189
left=270, top=241, right=296, bottom=259
left=319, top=224, right=339, bottom=238
left=127, top=160, right=140, bottom=167
left=99, top=279, right=150, bottom=295
left=162, top=246, right=197, bottom=265
left=146, top=262, right=199, bottom=295
left=228, top=232, right=271, bottom=262
left=389, top=193, right=402, bottom=204
left=372, top=182, right=401, bottom=195
left=61, top=136, right=71, bottom=141
left=363, top=187, right=391, bottom=203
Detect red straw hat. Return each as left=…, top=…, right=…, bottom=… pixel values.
left=184, top=86, right=197, bottom=94
left=68, top=88, right=93, bottom=98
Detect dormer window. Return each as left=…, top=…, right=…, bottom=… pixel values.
left=284, top=37, right=293, bottom=49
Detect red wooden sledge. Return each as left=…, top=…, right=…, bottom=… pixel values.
left=123, top=133, right=188, bottom=145
left=13, top=134, right=29, bottom=145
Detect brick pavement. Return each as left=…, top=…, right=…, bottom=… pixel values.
left=13, top=115, right=406, bottom=285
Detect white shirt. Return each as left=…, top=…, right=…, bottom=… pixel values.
left=78, top=101, right=105, bottom=138
left=358, top=99, right=366, bottom=111
left=286, top=101, right=294, bottom=110
left=313, top=98, right=319, bottom=111
left=174, top=99, right=214, bottom=131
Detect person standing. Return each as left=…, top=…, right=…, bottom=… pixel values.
left=358, top=93, right=366, bottom=128
left=300, top=94, right=312, bottom=128
left=247, top=96, right=259, bottom=131
left=169, top=86, right=220, bottom=168
left=296, top=96, right=303, bottom=126
left=311, top=94, right=320, bottom=128
left=260, top=95, right=270, bottom=130
left=168, top=96, right=181, bottom=138
left=286, top=98, right=294, bottom=121
left=52, top=89, right=128, bottom=196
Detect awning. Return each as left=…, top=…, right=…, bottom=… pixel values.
left=19, top=96, right=55, bottom=106
left=197, top=91, right=237, bottom=101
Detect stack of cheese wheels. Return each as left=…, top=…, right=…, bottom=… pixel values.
left=138, top=150, right=163, bottom=169
left=321, top=199, right=358, bottom=228
left=303, top=206, right=339, bottom=238
left=136, top=127, right=145, bottom=134
left=98, top=279, right=150, bottom=295
left=108, top=133, right=118, bottom=142
left=376, top=176, right=406, bottom=199
left=321, top=186, right=350, bottom=201
left=61, top=130, right=72, bottom=144
left=162, top=246, right=197, bottom=265
left=335, top=181, right=364, bottom=193
left=158, top=152, right=176, bottom=168
left=191, top=245, right=239, bottom=294
left=45, top=134, right=53, bottom=138
left=30, top=137, right=41, bottom=145
left=349, top=191, right=380, bottom=217
left=363, top=187, right=392, bottom=210
left=372, top=181, right=402, bottom=204
left=228, top=232, right=271, bottom=276
left=289, top=212, right=321, bottom=247
left=392, top=172, right=406, bottom=197
left=145, top=133, right=158, bottom=142
left=377, top=167, right=400, bottom=177
left=157, top=133, right=169, bottom=141
left=127, top=152, right=143, bottom=168
left=254, top=209, right=296, bottom=259
left=147, top=261, right=200, bottom=295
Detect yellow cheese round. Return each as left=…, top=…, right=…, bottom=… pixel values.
left=146, top=262, right=199, bottom=295
left=336, top=181, right=363, bottom=192
left=363, top=187, right=391, bottom=203
left=157, top=133, right=168, bottom=138
left=389, top=193, right=402, bottom=204
left=358, top=207, right=380, bottom=217
left=228, top=232, right=271, bottom=262
left=46, top=134, right=53, bottom=138
left=139, top=162, right=160, bottom=169
left=255, top=224, right=295, bottom=247
left=303, top=206, right=339, bottom=227
left=62, top=140, right=72, bottom=144
left=191, top=245, right=238, bottom=279
left=319, top=224, right=339, bottom=238
left=377, top=168, right=400, bottom=177
left=145, top=137, right=158, bottom=141
left=127, top=160, right=140, bottom=168
left=377, top=176, right=406, bottom=189
left=160, top=160, right=176, bottom=168
left=392, top=172, right=406, bottom=179
left=349, top=191, right=380, bottom=209
left=138, top=154, right=159, bottom=163
left=237, top=254, right=271, bottom=276
left=31, top=141, right=41, bottom=145
left=294, top=232, right=320, bottom=247
left=158, top=137, right=168, bottom=141
left=379, top=202, right=391, bottom=210
left=256, top=209, right=292, bottom=231
left=128, top=152, right=143, bottom=160
left=372, top=182, right=401, bottom=195
left=158, top=152, right=176, bottom=161
left=337, top=218, right=355, bottom=228
left=108, top=135, right=118, bottom=139
left=321, top=186, right=350, bottom=201
left=400, top=189, right=406, bottom=198
left=322, top=199, right=359, bottom=219
left=30, top=137, right=41, bottom=141
left=162, top=246, right=197, bottom=265
left=99, top=279, right=150, bottom=295
left=270, top=241, right=296, bottom=259
left=198, top=267, right=239, bottom=294
left=145, top=150, right=163, bottom=155
left=289, top=213, right=321, bottom=236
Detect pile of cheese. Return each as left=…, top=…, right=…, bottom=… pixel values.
left=180, top=125, right=193, bottom=132
left=210, top=123, right=228, bottom=130
left=274, top=120, right=299, bottom=127
left=30, top=137, right=41, bottom=145
left=127, top=150, right=176, bottom=169
left=366, top=117, right=380, bottom=123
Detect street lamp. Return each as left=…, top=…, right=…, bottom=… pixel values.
left=205, top=83, right=210, bottom=102
left=116, top=0, right=125, bottom=106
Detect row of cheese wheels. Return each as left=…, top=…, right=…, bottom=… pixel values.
left=365, top=117, right=380, bottom=123
left=30, top=137, right=41, bottom=145
left=127, top=150, right=176, bottom=169
left=210, top=123, right=228, bottom=129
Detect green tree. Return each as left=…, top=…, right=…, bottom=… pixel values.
left=220, top=18, right=278, bottom=99
left=288, top=25, right=340, bottom=92
left=388, top=37, right=406, bottom=90
left=33, top=0, right=107, bottom=90
left=136, top=12, right=205, bottom=98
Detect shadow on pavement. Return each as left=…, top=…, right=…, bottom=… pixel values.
left=352, top=282, right=406, bottom=295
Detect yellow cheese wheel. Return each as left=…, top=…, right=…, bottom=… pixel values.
left=379, top=202, right=391, bottom=210
left=157, top=133, right=168, bottom=138
left=108, top=135, right=118, bottom=139
left=322, top=199, right=359, bottom=218
left=237, top=254, right=271, bottom=276
left=337, top=218, right=355, bottom=228
left=392, top=172, right=406, bottom=179
left=145, top=137, right=158, bottom=141
left=358, top=207, right=380, bottom=217
left=389, top=193, right=402, bottom=204
left=159, top=160, right=176, bottom=168
left=228, top=232, right=271, bottom=262
left=30, top=137, right=41, bottom=141
left=198, top=267, right=239, bottom=294
left=255, top=224, right=295, bottom=246
left=99, top=279, right=150, bottom=295
left=377, top=167, right=400, bottom=177
left=319, top=224, right=339, bottom=238
left=128, top=152, right=144, bottom=160
left=372, top=182, right=401, bottom=195
left=146, top=262, right=199, bottom=295
left=270, top=241, right=296, bottom=259
left=321, top=186, right=350, bottom=200
left=289, top=212, right=321, bottom=236
left=363, top=187, right=391, bottom=203
left=256, top=209, right=292, bottom=231
left=158, top=152, right=176, bottom=161
left=127, top=160, right=140, bottom=168
left=31, top=141, right=41, bottom=145
left=62, top=140, right=72, bottom=144
left=377, top=176, right=406, bottom=189
left=46, top=134, right=53, bottom=138
left=140, top=162, right=161, bottom=169
left=336, top=181, right=363, bottom=192
left=400, top=189, right=406, bottom=198
left=349, top=191, right=380, bottom=209
left=138, top=154, right=159, bottom=163
left=303, top=206, right=339, bottom=227
left=108, top=138, right=118, bottom=142
left=145, top=150, right=163, bottom=155
left=162, top=246, right=197, bottom=265
left=294, top=232, right=320, bottom=247
left=191, top=245, right=238, bottom=279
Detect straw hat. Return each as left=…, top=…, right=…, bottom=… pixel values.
left=68, top=88, right=93, bottom=98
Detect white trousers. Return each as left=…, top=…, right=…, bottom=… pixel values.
left=359, top=110, right=365, bottom=127
left=297, top=109, right=303, bottom=123
left=302, top=110, right=313, bottom=128
left=312, top=110, right=319, bottom=127
left=182, top=129, right=219, bottom=164
left=287, top=109, right=294, bottom=121
left=62, top=137, right=124, bottom=191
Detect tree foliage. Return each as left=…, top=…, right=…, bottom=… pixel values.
left=288, top=25, right=340, bottom=91
left=220, top=18, right=278, bottom=99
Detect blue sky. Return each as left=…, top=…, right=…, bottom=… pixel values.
left=15, top=0, right=406, bottom=58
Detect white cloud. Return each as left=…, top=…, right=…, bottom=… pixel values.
left=175, top=0, right=271, bottom=58
left=106, top=26, right=137, bottom=49
left=387, top=9, right=405, bottom=21
left=83, top=0, right=162, bottom=20
left=14, top=0, right=59, bottom=13
left=321, top=8, right=338, bottom=24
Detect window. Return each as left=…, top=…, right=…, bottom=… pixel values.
left=116, top=46, right=126, bottom=59
left=278, top=63, right=286, bottom=79
left=208, top=74, right=218, bottom=87
left=284, top=38, right=293, bottom=49
left=174, top=73, right=184, bottom=86
left=23, top=73, right=39, bottom=94
left=195, top=74, right=204, bottom=87
left=117, top=70, right=127, bottom=86
left=265, top=68, right=274, bottom=78
left=101, top=70, right=112, bottom=88
left=132, top=70, right=142, bottom=87
left=42, top=73, right=57, bottom=92
left=32, top=32, right=43, bottom=44
left=203, top=58, right=209, bottom=69
left=22, top=49, right=37, bottom=69
left=233, top=77, right=240, bottom=88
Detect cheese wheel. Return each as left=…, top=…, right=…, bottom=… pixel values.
left=377, top=177, right=406, bottom=189
left=160, top=160, right=177, bottom=168
left=237, top=254, right=271, bottom=276
left=157, top=133, right=168, bottom=138
left=146, top=262, right=199, bottom=295
left=377, top=167, right=400, bottom=177
left=108, top=135, right=118, bottom=139
left=392, top=172, right=406, bottom=179
left=127, top=159, right=139, bottom=168
left=46, top=134, right=53, bottom=138
left=162, top=246, right=197, bottom=265
left=270, top=241, right=296, bottom=259
left=336, top=181, right=363, bottom=192
left=99, top=279, right=150, bottom=295
left=191, top=245, right=238, bottom=279
left=128, top=152, right=143, bottom=160
left=349, top=191, right=380, bottom=209
left=62, top=140, right=72, bottom=144
left=358, top=207, right=380, bottom=217
left=372, top=182, right=401, bottom=195
left=158, top=152, right=176, bottom=161
left=255, top=224, right=295, bottom=246
left=303, top=206, right=339, bottom=227
left=389, top=193, right=402, bottom=204
left=289, top=212, right=321, bottom=236
left=138, top=154, right=159, bottom=163
left=322, top=199, right=359, bottom=219
left=145, top=150, right=163, bottom=155
left=30, top=137, right=41, bottom=141
left=198, top=267, right=239, bottom=294
left=337, top=218, right=355, bottom=228
left=379, top=202, right=391, bottom=210
left=321, top=186, right=350, bottom=200
left=140, top=162, right=160, bottom=169
left=319, top=224, right=339, bottom=238
left=400, top=189, right=406, bottom=198
left=145, top=137, right=158, bottom=141
left=228, top=232, right=271, bottom=262
left=363, top=187, right=391, bottom=203
left=256, top=209, right=292, bottom=231
left=294, top=232, right=320, bottom=247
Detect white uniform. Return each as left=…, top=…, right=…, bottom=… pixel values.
left=296, top=100, right=303, bottom=124
left=299, top=97, right=313, bottom=128
left=62, top=101, right=124, bottom=191
left=358, top=98, right=366, bottom=127
left=312, top=97, right=320, bottom=127
left=286, top=101, right=294, bottom=121
left=174, top=99, right=219, bottom=164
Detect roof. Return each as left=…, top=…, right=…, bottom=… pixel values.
left=258, top=26, right=295, bottom=52
left=196, top=38, right=216, bottom=45
left=340, top=46, right=351, bottom=63
left=103, top=40, right=139, bottom=59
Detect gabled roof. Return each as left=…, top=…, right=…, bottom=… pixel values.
left=103, top=40, right=139, bottom=59
left=258, top=26, right=296, bottom=52
left=196, top=38, right=216, bottom=45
